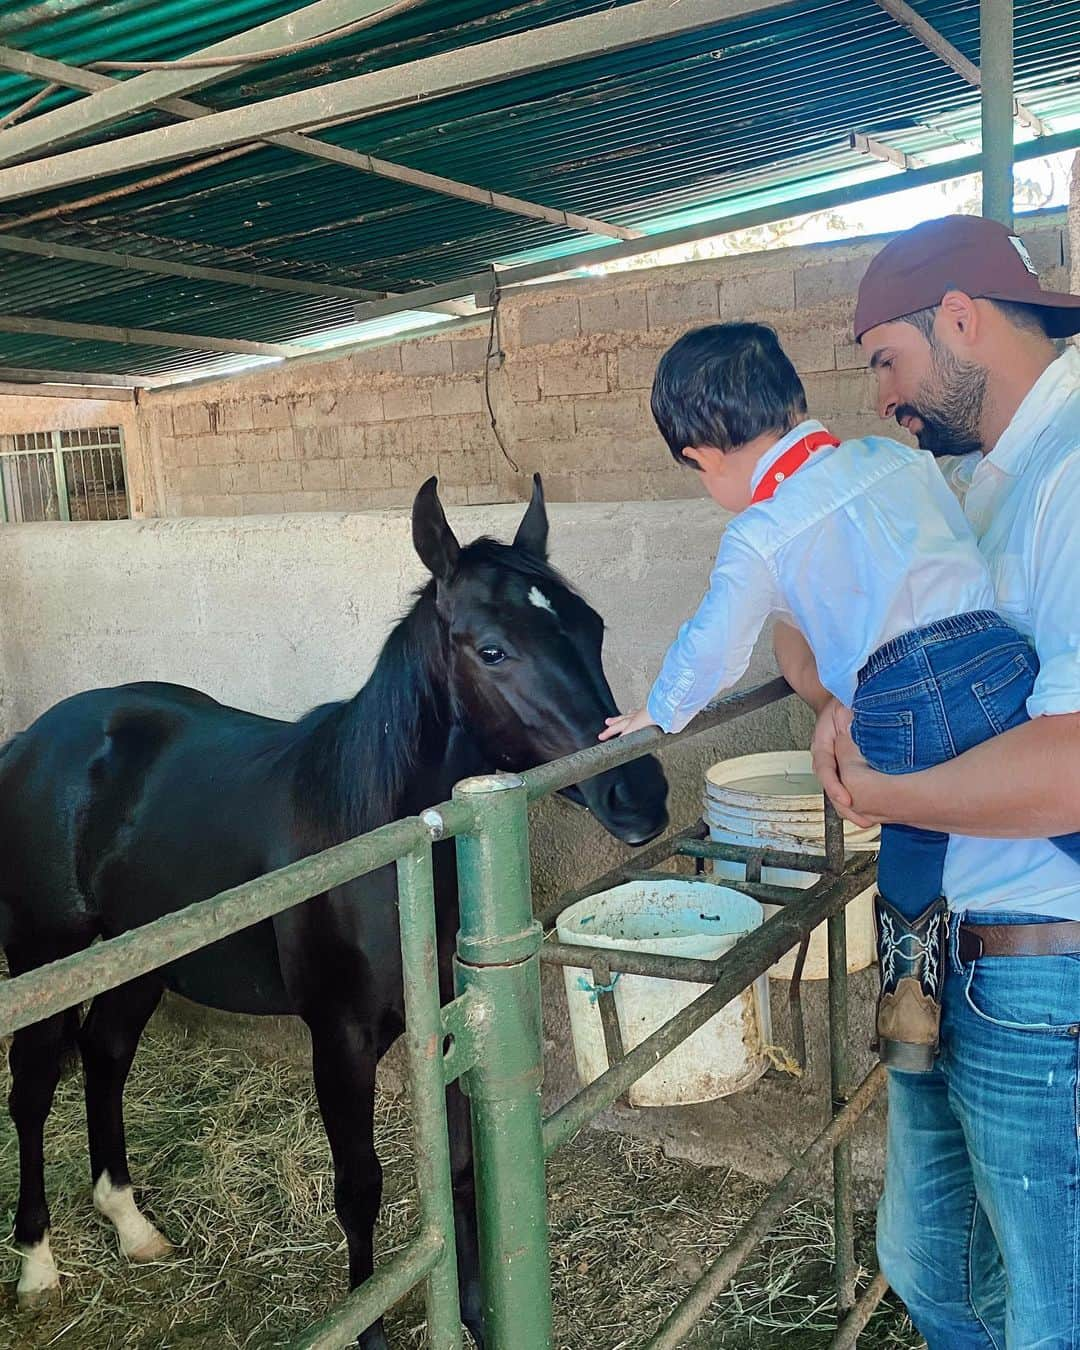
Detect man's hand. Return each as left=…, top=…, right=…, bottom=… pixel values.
left=599, top=707, right=659, bottom=741
left=811, top=698, right=876, bottom=828
left=831, top=707, right=882, bottom=827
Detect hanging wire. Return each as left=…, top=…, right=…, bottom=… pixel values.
left=92, top=0, right=427, bottom=71
left=484, top=283, right=519, bottom=474
left=0, top=144, right=260, bottom=232
left=0, top=82, right=59, bottom=130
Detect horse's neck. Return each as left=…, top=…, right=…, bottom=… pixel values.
left=295, top=594, right=455, bottom=840
left=398, top=725, right=487, bottom=818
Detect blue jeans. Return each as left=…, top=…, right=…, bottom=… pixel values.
left=878, top=913, right=1080, bottom=1347
left=851, top=612, right=1080, bottom=920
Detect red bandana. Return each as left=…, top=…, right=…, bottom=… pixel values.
left=751, top=430, right=840, bottom=504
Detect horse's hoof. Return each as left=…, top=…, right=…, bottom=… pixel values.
left=126, top=1229, right=176, bottom=1263
left=16, top=1282, right=60, bottom=1314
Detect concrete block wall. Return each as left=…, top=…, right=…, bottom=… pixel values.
left=134, top=211, right=1071, bottom=518
left=0, top=210, right=1069, bottom=521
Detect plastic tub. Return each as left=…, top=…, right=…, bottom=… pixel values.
left=556, top=880, right=771, bottom=1107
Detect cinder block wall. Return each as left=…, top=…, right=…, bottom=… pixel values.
left=135, top=212, right=1071, bottom=518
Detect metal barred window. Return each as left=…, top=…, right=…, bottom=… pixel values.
left=0, top=426, right=129, bottom=523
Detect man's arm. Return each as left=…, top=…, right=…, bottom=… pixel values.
left=836, top=711, right=1080, bottom=837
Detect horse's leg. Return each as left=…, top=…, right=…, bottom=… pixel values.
left=307, top=1015, right=388, bottom=1350
left=446, top=1079, right=484, bottom=1348
left=78, top=975, right=173, bottom=1262
left=8, top=1005, right=79, bottom=1310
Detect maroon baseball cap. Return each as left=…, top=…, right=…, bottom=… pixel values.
left=854, top=214, right=1080, bottom=341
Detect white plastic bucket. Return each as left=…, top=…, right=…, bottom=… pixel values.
left=703, top=751, right=879, bottom=980
left=556, top=880, right=771, bottom=1107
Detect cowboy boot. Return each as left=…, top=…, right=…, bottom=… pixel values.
left=873, top=894, right=947, bottom=1073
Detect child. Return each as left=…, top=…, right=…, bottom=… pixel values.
left=600, top=322, right=1080, bottom=1072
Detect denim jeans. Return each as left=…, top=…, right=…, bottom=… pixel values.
left=851, top=612, right=1080, bottom=920
left=877, top=913, right=1080, bottom=1348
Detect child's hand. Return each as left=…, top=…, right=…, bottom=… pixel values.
left=598, top=708, right=660, bottom=741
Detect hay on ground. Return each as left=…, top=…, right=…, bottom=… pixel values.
left=0, top=1025, right=920, bottom=1348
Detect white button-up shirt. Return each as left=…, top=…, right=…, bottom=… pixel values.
left=646, top=419, right=995, bottom=731
left=940, top=347, right=1080, bottom=918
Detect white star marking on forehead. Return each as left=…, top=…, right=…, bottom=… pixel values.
left=527, top=585, right=556, bottom=615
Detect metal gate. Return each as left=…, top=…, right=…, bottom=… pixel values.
left=0, top=678, right=887, bottom=1347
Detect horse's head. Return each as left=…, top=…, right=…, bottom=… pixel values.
left=412, top=475, right=669, bottom=846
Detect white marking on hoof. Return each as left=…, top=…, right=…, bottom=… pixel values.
left=93, top=1171, right=175, bottom=1263
left=17, top=1236, right=60, bottom=1311
left=527, top=586, right=555, bottom=615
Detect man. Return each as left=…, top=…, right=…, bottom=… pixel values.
left=774, top=214, right=1080, bottom=1348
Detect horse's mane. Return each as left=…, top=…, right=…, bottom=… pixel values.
left=290, top=537, right=578, bottom=843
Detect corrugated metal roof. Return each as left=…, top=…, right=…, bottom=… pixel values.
left=0, top=0, right=1076, bottom=381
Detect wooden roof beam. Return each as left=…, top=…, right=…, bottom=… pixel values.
left=0, top=25, right=640, bottom=242
left=0, top=232, right=387, bottom=300
left=0, top=364, right=147, bottom=385
left=0, top=314, right=308, bottom=358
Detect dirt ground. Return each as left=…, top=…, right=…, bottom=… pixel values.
left=0, top=1024, right=920, bottom=1349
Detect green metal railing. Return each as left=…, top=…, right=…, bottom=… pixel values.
left=0, top=678, right=889, bottom=1347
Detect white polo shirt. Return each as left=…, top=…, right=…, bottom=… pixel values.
left=941, top=346, right=1080, bottom=919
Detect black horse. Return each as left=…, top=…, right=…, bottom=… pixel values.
left=0, top=475, right=668, bottom=1346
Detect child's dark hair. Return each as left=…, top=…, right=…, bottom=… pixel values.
left=651, top=323, right=808, bottom=465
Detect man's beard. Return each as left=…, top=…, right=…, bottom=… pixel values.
left=896, top=342, right=988, bottom=457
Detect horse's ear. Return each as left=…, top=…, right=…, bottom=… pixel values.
left=513, top=473, right=548, bottom=559
left=412, top=477, right=460, bottom=582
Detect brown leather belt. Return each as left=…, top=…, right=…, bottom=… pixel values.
left=958, top=919, right=1080, bottom=961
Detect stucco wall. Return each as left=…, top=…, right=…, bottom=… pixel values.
left=0, top=501, right=884, bottom=1191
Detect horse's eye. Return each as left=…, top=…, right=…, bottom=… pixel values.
left=478, top=646, right=507, bottom=666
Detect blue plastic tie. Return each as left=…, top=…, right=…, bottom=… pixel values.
left=576, top=972, right=621, bottom=1004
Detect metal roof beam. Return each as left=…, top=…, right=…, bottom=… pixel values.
left=871, top=0, right=1047, bottom=136
left=981, top=0, right=1014, bottom=226
left=0, top=0, right=396, bottom=163
left=0, top=380, right=134, bottom=399
left=348, top=125, right=1080, bottom=324
left=848, top=131, right=924, bottom=170
left=0, top=232, right=385, bottom=300
left=263, top=135, right=642, bottom=240
left=0, top=0, right=795, bottom=205
left=0, top=364, right=147, bottom=386
left=0, top=314, right=308, bottom=357
left=0, top=51, right=469, bottom=317
left=0, top=41, right=640, bottom=241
